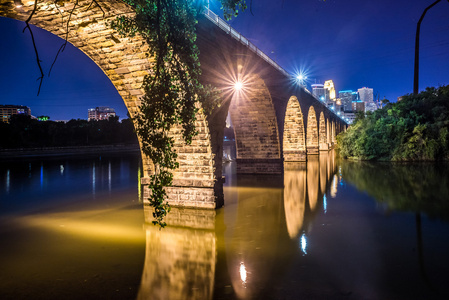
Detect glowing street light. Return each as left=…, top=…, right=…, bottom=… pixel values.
left=234, top=81, right=243, bottom=91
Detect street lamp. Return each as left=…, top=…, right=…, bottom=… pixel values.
left=414, top=0, right=449, bottom=94
left=234, top=81, right=243, bottom=91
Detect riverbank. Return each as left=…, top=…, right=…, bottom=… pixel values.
left=0, top=144, right=140, bottom=159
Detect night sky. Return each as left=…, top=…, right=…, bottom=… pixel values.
left=1, top=0, right=449, bottom=120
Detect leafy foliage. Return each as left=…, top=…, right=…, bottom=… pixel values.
left=337, top=86, right=449, bottom=161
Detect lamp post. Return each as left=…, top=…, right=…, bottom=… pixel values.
left=414, top=0, right=448, bottom=94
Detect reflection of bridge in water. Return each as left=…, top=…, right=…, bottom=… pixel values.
left=138, top=152, right=339, bottom=300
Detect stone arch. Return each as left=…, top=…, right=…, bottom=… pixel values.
left=318, top=111, right=327, bottom=151
left=283, top=96, right=306, bottom=161
left=331, top=121, right=336, bottom=144
left=306, top=106, right=319, bottom=155
left=1, top=0, right=216, bottom=208
left=228, top=74, right=281, bottom=173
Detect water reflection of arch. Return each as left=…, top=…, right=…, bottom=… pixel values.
left=283, top=96, right=306, bottom=162
left=282, top=153, right=338, bottom=242
left=226, top=178, right=283, bottom=299
left=307, top=155, right=320, bottom=211
left=331, top=121, right=335, bottom=144
left=319, top=152, right=329, bottom=195
left=138, top=207, right=216, bottom=300
left=318, top=112, right=328, bottom=151
left=283, top=162, right=307, bottom=238
left=306, top=106, right=319, bottom=155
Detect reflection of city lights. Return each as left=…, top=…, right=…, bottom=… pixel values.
left=323, top=194, right=327, bottom=214
left=300, top=233, right=308, bottom=255
left=239, top=262, right=247, bottom=285
left=92, top=162, right=96, bottom=195
left=40, top=163, right=44, bottom=189
left=108, top=162, right=112, bottom=192
left=6, top=169, right=10, bottom=194
left=330, top=174, right=338, bottom=198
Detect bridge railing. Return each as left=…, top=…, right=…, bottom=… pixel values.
left=203, top=8, right=289, bottom=78
left=202, top=7, right=347, bottom=124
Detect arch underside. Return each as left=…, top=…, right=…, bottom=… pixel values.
left=1, top=0, right=217, bottom=208
left=229, top=74, right=281, bottom=174
left=283, top=96, right=306, bottom=162
left=319, top=112, right=328, bottom=151
left=306, top=106, right=319, bottom=155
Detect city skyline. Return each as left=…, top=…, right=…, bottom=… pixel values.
left=1, top=0, right=448, bottom=120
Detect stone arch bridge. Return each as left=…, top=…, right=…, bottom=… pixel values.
left=0, top=0, right=347, bottom=209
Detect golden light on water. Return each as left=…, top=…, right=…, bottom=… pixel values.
left=20, top=209, right=145, bottom=244
left=239, top=262, right=247, bottom=285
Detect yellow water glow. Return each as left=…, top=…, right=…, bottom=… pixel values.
left=240, top=262, right=247, bottom=284
left=20, top=209, right=144, bottom=244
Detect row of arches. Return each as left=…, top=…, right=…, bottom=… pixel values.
left=283, top=96, right=341, bottom=161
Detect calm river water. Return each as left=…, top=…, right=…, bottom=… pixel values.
left=1, top=151, right=449, bottom=300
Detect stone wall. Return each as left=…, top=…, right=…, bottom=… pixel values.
left=283, top=96, right=306, bottom=162
left=319, top=111, right=328, bottom=151
left=306, top=106, right=319, bottom=155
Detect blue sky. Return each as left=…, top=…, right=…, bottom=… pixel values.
left=1, top=0, right=449, bottom=120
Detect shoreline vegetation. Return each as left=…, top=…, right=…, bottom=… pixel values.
left=0, top=116, right=140, bottom=159
left=337, top=86, right=449, bottom=161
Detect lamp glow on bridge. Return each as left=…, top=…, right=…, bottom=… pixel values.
left=234, top=80, right=243, bottom=91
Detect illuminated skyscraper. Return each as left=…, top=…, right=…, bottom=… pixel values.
left=338, top=90, right=358, bottom=111
left=358, top=87, right=374, bottom=102
left=312, top=84, right=325, bottom=101
left=324, top=80, right=336, bottom=101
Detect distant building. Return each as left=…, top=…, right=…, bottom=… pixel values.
left=352, top=101, right=365, bottom=112
left=338, top=90, right=358, bottom=111
left=358, top=87, right=374, bottom=102
left=88, top=106, right=116, bottom=121
left=365, top=101, right=378, bottom=113
left=0, top=104, right=31, bottom=123
left=312, top=84, right=325, bottom=101
left=324, top=80, right=336, bottom=101
left=342, top=111, right=356, bottom=124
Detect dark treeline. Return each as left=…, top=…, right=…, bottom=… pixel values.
left=337, top=86, right=449, bottom=161
left=0, top=115, right=138, bottom=149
